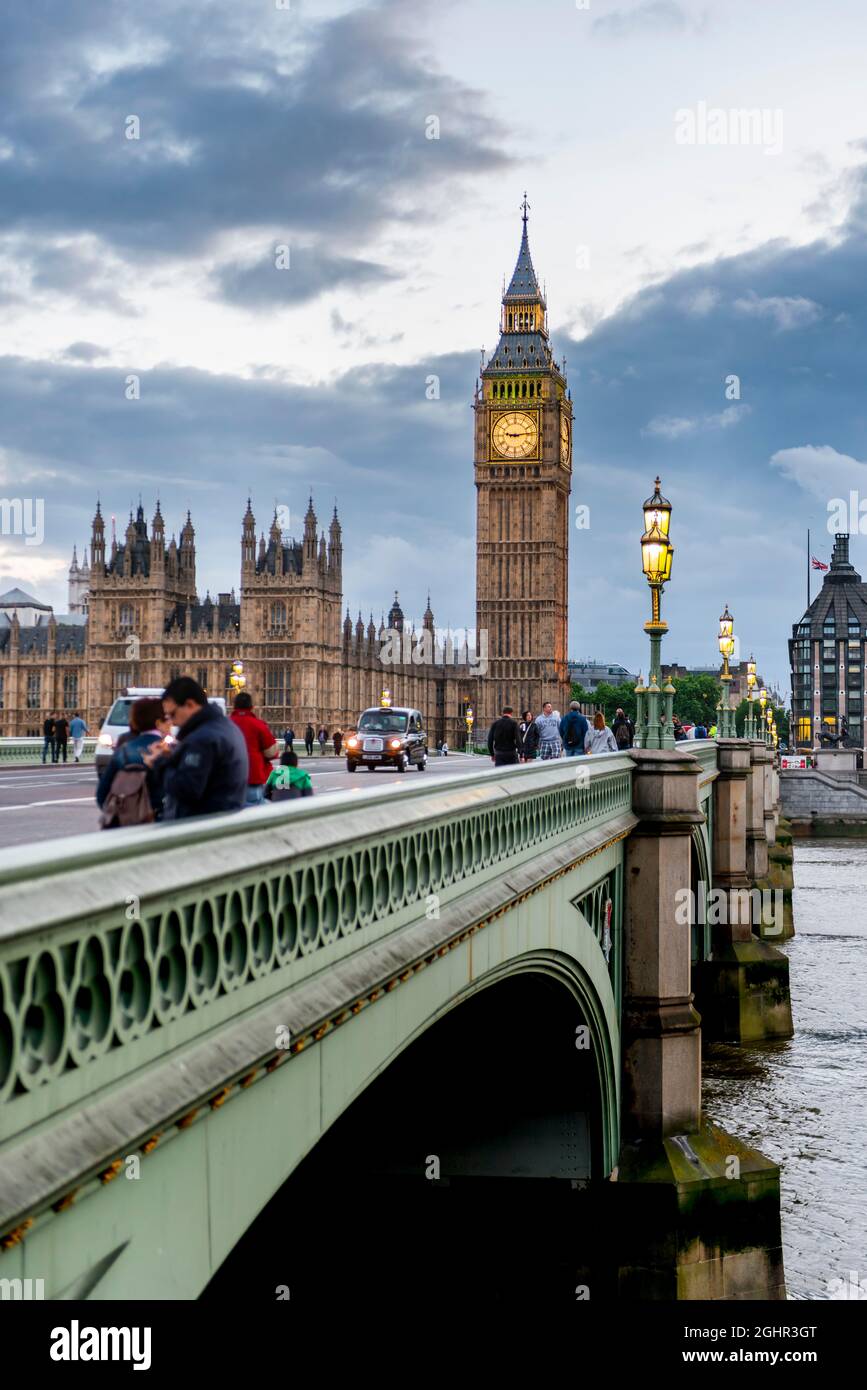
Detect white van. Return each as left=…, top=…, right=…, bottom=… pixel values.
left=95, top=687, right=227, bottom=775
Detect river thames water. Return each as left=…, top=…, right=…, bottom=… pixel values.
left=703, top=838, right=867, bottom=1300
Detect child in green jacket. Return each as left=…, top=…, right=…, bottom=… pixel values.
left=265, top=750, right=313, bottom=800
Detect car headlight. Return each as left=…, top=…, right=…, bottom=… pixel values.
left=347, top=736, right=358, bottom=749
left=97, top=733, right=113, bottom=747
left=389, top=738, right=402, bottom=750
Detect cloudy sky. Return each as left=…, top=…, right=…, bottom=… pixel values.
left=3, top=0, right=867, bottom=691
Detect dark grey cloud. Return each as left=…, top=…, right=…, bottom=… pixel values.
left=215, top=246, right=397, bottom=308
left=0, top=0, right=506, bottom=306
left=61, top=342, right=106, bottom=362
left=560, top=168, right=867, bottom=682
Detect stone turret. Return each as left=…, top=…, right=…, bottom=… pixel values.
left=241, top=499, right=256, bottom=576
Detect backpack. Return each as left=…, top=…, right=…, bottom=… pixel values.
left=100, top=755, right=155, bottom=829
left=614, top=719, right=632, bottom=748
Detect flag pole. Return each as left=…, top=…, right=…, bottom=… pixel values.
left=807, top=527, right=811, bottom=608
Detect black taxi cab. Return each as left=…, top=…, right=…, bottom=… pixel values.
left=345, top=706, right=428, bottom=772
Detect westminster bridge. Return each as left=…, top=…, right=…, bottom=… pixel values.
left=0, top=739, right=794, bottom=1302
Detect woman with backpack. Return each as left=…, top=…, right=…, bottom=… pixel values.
left=584, top=710, right=619, bottom=755
left=96, top=697, right=169, bottom=827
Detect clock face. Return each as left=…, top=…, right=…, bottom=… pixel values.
left=491, top=410, right=538, bottom=459
left=560, top=413, right=570, bottom=463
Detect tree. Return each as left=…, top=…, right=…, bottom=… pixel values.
left=571, top=681, right=636, bottom=722
left=669, top=674, right=719, bottom=728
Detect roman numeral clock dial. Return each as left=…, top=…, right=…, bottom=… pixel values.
left=491, top=410, right=538, bottom=460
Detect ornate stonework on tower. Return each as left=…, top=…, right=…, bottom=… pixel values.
left=474, top=197, right=572, bottom=724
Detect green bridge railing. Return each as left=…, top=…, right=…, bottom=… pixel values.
left=0, top=753, right=636, bottom=1158
left=0, top=737, right=97, bottom=765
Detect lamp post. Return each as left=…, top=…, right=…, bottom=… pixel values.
left=380, top=688, right=392, bottom=708
left=634, top=478, right=675, bottom=749
left=465, top=704, right=474, bottom=754
left=228, top=659, right=245, bottom=701
left=766, top=706, right=774, bottom=747
left=717, top=604, right=735, bottom=738
left=745, top=655, right=757, bottom=739
left=759, top=687, right=768, bottom=745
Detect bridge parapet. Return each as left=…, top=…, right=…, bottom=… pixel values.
left=0, top=737, right=97, bottom=764
left=0, top=753, right=636, bottom=1238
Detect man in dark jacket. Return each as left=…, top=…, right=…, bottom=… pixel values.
left=487, top=705, right=523, bottom=767
left=559, top=701, right=589, bottom=757
left=42, top=713, right=56, bottom=765
left=53, top=715, right=70, bottom=763
left=144, top=677, right=248, bottom=821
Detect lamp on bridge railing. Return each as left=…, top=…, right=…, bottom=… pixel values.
left=766, top=705, right=774, bottom=747
left=465, top=704, right=474, bottom=753
left=634, top=477, right=675, bottom=749
left=717, top=605, right=736, bottom=738
left=758, top=688, right=768, bottom=744
left=745, top=655, right=757, bottom=739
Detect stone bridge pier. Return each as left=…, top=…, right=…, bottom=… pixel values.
left=692, top=741, right=793, bottom=1042
left=610, top=747, right=786, bottom=1300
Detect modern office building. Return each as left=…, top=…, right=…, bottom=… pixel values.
left=790, top=532, right=867, bottom=747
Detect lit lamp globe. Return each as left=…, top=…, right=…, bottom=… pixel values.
left=747, top=657, right=757, bottom=690
left=759, top=688, right=767, bottom=714
left=380, top=689, right=392, bottom=708
left=718, top=604, right=735, bottom=660
left=640, top=478, right=674, bottom=589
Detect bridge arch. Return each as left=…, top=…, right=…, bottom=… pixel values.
left=203, top=946, right=619, bottom=1302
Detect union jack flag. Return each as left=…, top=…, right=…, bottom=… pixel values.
left=811, top=556, right=829, bottom=571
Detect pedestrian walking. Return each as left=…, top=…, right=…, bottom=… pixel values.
left=69, top=712, right=88, bottom=762
left=304, top=723, right=315, bottom=756
left=317, top=725, right=328, bottom=755
left=333, top=728, right=343, bottom=757
left=97, top=697, right=166, bottom=827
left=559, top=701, right=589, bottom=758
left=692, top=721, right=708, bottom=739
left=534, top=702, right=562, bottom=760
left=520, top=709, right=539, bottom=760
left=708, top=722, right=718, bottom=738
left=441, top=739, right=449, bottom=757
left=672, top=715, right=688, bottom=742
left=283, top=725, right=295, bottom=752
left=42, top=712, right=56, bottom=765
left=230, top=691, right=279, bottom=806
left=584, top=710, right=618, bottom=755
left=611, top=707, right=634, bottom=750
left=143, top=677, right=247, bottom=821
left=54, top=715, right=69, bottom=763
left=487, top=705, right=523, bottom=767
left=265, top=749, right=314, bottom=801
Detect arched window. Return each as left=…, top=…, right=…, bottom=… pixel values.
left=119, top=603, right=134, bottom=630
left=271, top=601, right=287, bottom=629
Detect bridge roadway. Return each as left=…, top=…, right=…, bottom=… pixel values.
left=0, top=752, right=482, bottom=848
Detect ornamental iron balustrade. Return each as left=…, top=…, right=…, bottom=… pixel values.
left=0, top=754, right=635, bottom=1143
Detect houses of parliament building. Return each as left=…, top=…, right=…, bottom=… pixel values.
left=0, top=207, right=573, bottom=744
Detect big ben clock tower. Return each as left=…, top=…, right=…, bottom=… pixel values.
left=474, top=196, right=572, bottom=728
